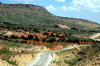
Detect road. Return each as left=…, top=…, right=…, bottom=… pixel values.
left=27, top=45, right=88, bottom=66
left=89, top=33, right=100, bottom=39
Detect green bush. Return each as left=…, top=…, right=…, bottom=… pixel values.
left=10, top=35, right=18, bottom=39
left=7, top=60, right=17, bottom=66
left=34, top=36, right=40, bottom=41
left=47, top=38, right=56, bottom=43
left=0, top=48, right=12, bottom=54
left=20, top=36, right=27, bottom=40
left=4, top=36, right=9, bottom=40
left=42, top=38, right=46, bottom=42
left=27, top=35, right=33, bottom=40
left=64, top=58, right=79, bottom=66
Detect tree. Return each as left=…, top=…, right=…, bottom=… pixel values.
left=48, top=38, right=56, bottom=43
left=24, top=28, right=27, bottom=34
left=10, top=35, right=18, bottom=39
left=27, top=35, right=33, bottom=40
left=56, top=33, right=59, bottom=37
left=42, top=38, right=46, bottom=42
left=22, top=40, right=26, bottom=43
left=33, top=28, right=40, bottom=33
left=43, top=32, right=49, bottom=35
left=34, top=36, right=40, bottom=41
left=17, top=27, right=21, bottom=29
left=61, top=38, right=65, bottom=42
left=48, top=30, right=50, bottom=32
left=50, top=33, right=54, bottom=37
left=20, top=36, right=27, bottom=40
left=43, top=28, right=45, bottom=31
left=4, top=36, right=9, bottom=40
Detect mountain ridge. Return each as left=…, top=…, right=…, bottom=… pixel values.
left=0, top=2, right=100, bottom=29
left=0, top=2, right=48, bottom=13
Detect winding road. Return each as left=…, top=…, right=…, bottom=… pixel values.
left=89, top=33, right=100, bottom=39
left=27, top=45, right=88, bottom=66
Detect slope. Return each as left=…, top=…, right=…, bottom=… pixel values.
left=0, top=2, right=100, bottom=30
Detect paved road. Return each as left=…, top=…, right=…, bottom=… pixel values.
left=90, top=33, right=100, bottom=39
left=27, top=45, right=88, bottom=66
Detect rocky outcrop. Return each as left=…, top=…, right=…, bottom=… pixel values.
left=8, top=46, right=51, bottom=66
left=0, top=2, right=48, bottom=13
left=9, top=47, right=25, bottom=53
left=9, top=53, right=35, bottom=66
left=9, top=46, right=50, bottom=53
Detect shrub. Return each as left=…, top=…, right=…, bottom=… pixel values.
left=61, top=38, right=65, bottom=42
left=43, top=32, right=49, bottom=35
left=0, top=47, right=12, bottom=54
left=7, top=61, right=17, bottom=66
left=56, top=33, right=59, bottom=37
left=10, top=35, right=18, bottom=39
left=42, top=38, right=46, bottom=42
left=64, top=58, right=79, bottom=66
left=27, top=35, right=33, bottom=40
left=20, top=36, right=27, bottom=40
left=34, top=36, right=40, bottom=41
left=50, top=33, right=55, bottom=37
left=22, top=40, right=26, bottom=43
left=4, top=36, right=9, bottom=40
left=48, top=38, right=56, bottom=43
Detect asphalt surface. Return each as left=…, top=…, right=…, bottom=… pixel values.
left=27, top=45, right=88, bottom=66
left=90, top=33, right=100, bottom=39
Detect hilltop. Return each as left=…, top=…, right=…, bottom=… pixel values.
left=0, top=2, right=100, bottom=30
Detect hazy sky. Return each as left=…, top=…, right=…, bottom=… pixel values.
left=1, top=0, right=100, bottom=24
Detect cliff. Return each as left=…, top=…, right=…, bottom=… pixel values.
left=0, top=2, right=48, bottom=13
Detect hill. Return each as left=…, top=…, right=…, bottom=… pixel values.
left=0, top=2, right=100, bottom=30
left=52, top=43, right=100, bottom=66
left=74, top=44, right=100, bottom=66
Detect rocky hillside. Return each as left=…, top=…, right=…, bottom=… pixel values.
left=0, top=40, right=51, bottom=66
left=0, top=2, right=100, bottom=29
left=74, top=44, right=100, bottom=66
left=52, top=43, right=100, bottom=66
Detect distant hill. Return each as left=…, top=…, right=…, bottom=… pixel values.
left=0, top=2, right=100, bottom=30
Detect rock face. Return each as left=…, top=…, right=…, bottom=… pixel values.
left=8, top=46, right=50, bottom=66
left=9, top=53, right=35, bottom=66
left=0, top=2, right=48, bottom=13
left=9, top=46, right=50, bottom=53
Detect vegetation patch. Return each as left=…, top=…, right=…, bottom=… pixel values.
left=0, top=47, right=12, bottom=54
left=64, top=58, right=79, bottom=66
left=7, top=60, right=17, bottom=66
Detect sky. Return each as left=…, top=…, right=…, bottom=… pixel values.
left=0, top=0, right=100, bottom=24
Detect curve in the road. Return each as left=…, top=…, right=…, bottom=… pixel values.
left=27, top=45, right=88, bottom=66
left=90, top=33, right=100, bottom=39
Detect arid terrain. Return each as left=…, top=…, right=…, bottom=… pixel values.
left=0, top=2, right=100, bottom=66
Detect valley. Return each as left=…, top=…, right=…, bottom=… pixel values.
left=0, top=2, right=100, bottom=66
